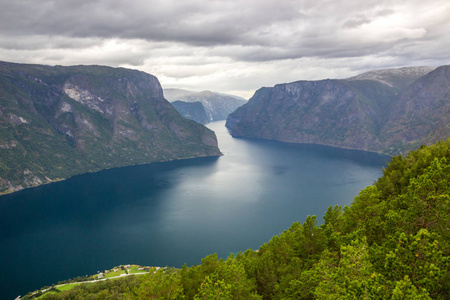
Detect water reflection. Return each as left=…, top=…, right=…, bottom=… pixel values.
left=0, top=121, right=390, bottom=299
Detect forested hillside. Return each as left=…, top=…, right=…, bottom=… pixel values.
left=0, top=61, right=221, bottom=194
left=226, top=66, right=450, bottom=156
left=25, top=139, right=450, bottom=299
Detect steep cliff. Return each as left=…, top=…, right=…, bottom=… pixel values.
left=171, top=100, right=209, bottom=124
left=0, top=61, right=221, bottom=194
left=380, top=66, right=450, bottom=154
left=226, top=66, right=449, bottom=155
left=347, top=66, right=435, bottom=90
left=164, top=89, right=246, bottom=121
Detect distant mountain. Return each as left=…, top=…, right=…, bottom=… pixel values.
left=171, top=101, right=209, bottom=124
left=0, top=61, right=221, bottom=194
left=348, top=66, right=435, bottom=90
left=164, top=89, right=246, bottom=121
left=226, top=66, right=449, bottom=155
left=163, top=88, right=198, bottom=101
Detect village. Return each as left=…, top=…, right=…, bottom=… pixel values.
left=18, top=265, right=164, bottom=300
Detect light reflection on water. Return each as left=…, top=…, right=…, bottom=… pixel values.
left=0, top=121, right=390, bottom=299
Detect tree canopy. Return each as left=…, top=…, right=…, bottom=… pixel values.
left=26, top=139, right=450, bottom=300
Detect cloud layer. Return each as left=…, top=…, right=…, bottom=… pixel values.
left=1, top=0, right=449, bottom=98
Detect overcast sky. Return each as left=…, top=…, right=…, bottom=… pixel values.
left=1, top=0, right=449, bottom=98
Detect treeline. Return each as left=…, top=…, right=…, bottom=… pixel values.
left=28, top=139, right=450, bottom=299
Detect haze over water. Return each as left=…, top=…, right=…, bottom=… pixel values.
left=0, top=121, right=390, bottom=299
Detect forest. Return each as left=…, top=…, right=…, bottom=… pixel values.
left=24, top=139, right=450, bottom=299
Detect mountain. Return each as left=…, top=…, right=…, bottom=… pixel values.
left=163, top=88, right=198, bottom=101
left=164, top=88, right=247, bottom=122
left=348, top=66, right=435, bottom=90
left=0, top=61, right=221, bottom=194
left=380, top=66, right=450, bottom=153
left=226, top=66, right=449, bottom=155
left=171, top=100, right=209, bottom=124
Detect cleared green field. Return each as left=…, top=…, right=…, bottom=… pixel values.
left=104, top=269, right=127, bottom=278
left=57, top=283, right=80, bottom=292
left=128, top=265, right=149, bottom=274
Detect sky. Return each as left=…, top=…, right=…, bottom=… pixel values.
left=1, top=0, right=449, bottom=99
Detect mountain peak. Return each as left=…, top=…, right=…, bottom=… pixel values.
left=347, top=66, right=435, bottom=90
left=226, top=65, right=449, bottom=155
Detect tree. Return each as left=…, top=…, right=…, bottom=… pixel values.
left=127, top=268, right=183, bottom=300
left=384, top=229, right=448, bottom=298
left=195, top=255, right=261, bottom=300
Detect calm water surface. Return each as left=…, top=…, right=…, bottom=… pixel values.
left=0, top=121, right=390, bottom=299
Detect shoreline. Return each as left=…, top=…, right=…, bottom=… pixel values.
left=0, top=153, right=222, bottom=197
left=19, top=265, right=166, bottom=300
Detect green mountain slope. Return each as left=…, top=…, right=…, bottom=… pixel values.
left=226, top=66, right=449, bottom=155
left=381, top=66, right=450, bottom=154
left=24, top=139, right=450, bottom=300
left=0, top=61, right=221, bottom=194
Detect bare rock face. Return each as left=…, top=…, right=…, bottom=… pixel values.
left=348, top=66, right=436, bottom=90
left=171, top=101, right=210, bottom=125
left=227, top=66, right=449, bottom=155
left=380, top=66, right=450, bottom=153
left=0, top=61, right=221, bottom=194
left=164, top=89, right=247, bottom=122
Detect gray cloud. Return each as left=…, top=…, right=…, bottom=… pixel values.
left=0, top=0, right=449, bottom=98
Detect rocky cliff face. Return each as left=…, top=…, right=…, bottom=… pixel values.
left=171, top=100, right=209, bottom=124
left=348, top=66, right=435, bottom=90
left=164, top=89, right=246, bottom=121
left=0, top=61, right=221, bottom=194
left=226, top=66, right=449, bottom=155
left=380, top=66, right=450, bottom=153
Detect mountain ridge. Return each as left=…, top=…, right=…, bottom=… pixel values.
left=226, top=66, right=449, bottom=155
left=164, top=88, right=247, bottom=122
left=171, top=100, right=210, bottom=124
left=0, top=61, right=221, bottom=194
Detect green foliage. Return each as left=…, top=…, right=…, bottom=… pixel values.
left=0, top=61, right=221, bottom=194
left=37, top=275, right=141, bottom=300
left=126, top=268, right=184, bottom=300
left=384, top=230, right=448, bottom=298
left=25, top=140, right=450, bottom=299
left=194, top=255, right=261, bottom=300
left=391, top=276, right=432, bottom=300
left=312, top=238, right=387, bottom=299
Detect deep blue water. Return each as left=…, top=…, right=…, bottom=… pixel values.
left=0, top=121, right=390, bottom=299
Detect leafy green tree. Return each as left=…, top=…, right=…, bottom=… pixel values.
left=127, top=268, right=184, bottom=300
left=390, top=158, right=450, bottom=241
left=194, top=276, right=232, bottom=300
left=384, top=229, right=448, bottom=298
left=391, top=276, right=431, bottom=300
left=322, top=205, right=344, bottom=253
left=311, top=238, right=386, bottom=299
left=195, top=255, right=261, bottom=300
